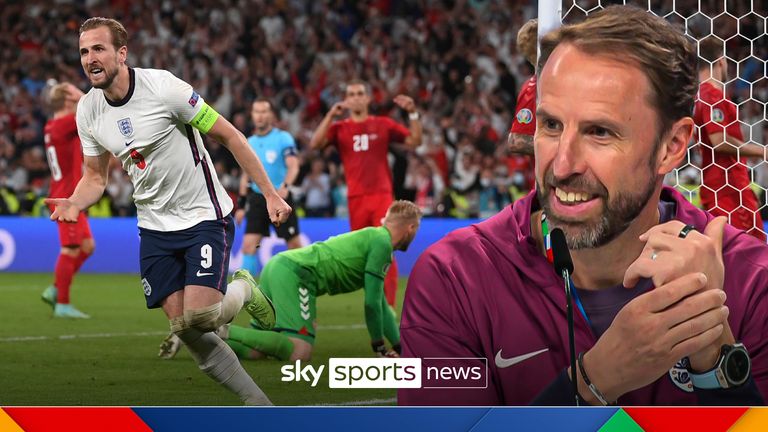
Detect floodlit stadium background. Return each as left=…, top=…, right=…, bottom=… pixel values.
left=1, top=1, right=766, bottom=230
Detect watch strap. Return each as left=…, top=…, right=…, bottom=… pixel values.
left=690, top=368, right=723, bottom=389
left=689, top=343, right=750, bottom=390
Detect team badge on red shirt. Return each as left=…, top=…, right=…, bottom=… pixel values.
left=712, top=108, right=724, bottom=123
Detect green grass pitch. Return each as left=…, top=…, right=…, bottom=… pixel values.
left=0, top=273, right=406, bottom=406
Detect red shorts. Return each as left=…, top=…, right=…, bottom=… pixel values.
left=56, top=212, right=93, bottom=247
left=348, top=193, right=394, bottom=230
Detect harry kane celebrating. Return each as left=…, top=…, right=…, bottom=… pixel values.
left=46, top=17, right=291, bottom=405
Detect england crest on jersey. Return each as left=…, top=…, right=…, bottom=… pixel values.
left=668, top=357, right=694, bottom=392
left=117, top=118, right=133, bottom=137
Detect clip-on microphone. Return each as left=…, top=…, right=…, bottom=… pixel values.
left=550, top=228, right=578, bottom=406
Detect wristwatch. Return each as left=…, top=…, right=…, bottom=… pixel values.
left=689, top=343, right=751, bottom=389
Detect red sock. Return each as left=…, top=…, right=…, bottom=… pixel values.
left=55, top=254, right=77, bottom=304
left=74, top=250, right=91, bottom=272
left=384, top=258, right=399, bottom=307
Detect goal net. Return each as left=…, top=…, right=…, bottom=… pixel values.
left=550, top=0, right=768, bottom=240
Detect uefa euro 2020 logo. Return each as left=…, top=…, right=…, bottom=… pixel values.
left=516, top=108, right=533, bottom=125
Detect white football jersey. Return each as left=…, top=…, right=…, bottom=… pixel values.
left=76, top=68, right=233, bottom=231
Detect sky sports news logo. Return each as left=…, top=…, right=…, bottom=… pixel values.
left=281, top=357, right=488, bottom=389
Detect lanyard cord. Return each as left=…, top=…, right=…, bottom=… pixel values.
left=541, top=213, right=592, bottom=328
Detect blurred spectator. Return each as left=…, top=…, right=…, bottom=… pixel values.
left=450, top=144, right=479, bottom=193
left=477, top=154, right=513, bottom=218
left=301, top=157, right=333, bottom=217
left=278, top=90, right=305, bottom=138
left=106, top=164, right=135, bottom=217
left=404, top=155, right=444, bottom=216
left=332, top=173, right=348, bottom=218
left=1, top=0, right=761, bottom=220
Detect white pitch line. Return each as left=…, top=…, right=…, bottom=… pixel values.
left=310, top=397, right=397, bottom=406
left=319, top=323, right=365, bottom=330
left=0, top=331, right=167, bottom=343
left=0, top=324, right=367, bottom=343
left=0, top=286, right=46, bottom=291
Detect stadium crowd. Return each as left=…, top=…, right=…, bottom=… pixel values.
left=0, top=0, right=766, bottom=219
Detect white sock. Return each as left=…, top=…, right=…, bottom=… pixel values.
left=217, top=279, right=250, bottom=327
left=178, top=328, right=272, bottom=405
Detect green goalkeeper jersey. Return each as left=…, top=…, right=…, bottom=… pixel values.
left=280, top=226, right=393, bottom=296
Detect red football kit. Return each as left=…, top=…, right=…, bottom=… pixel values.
left=693, top=82, right=765, bottom=241
left=327, top=115, right=411, bottom=305
left=45, top=114, right=93, bottom=246
left=45, top=113, right=93, bottom=305
left=508, top=76, right=537, bottom=190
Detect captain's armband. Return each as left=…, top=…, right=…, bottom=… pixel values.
left=189, top=102, right=220, bottom=134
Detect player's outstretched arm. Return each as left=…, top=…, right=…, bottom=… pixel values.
left=363, top=234, right=400, bottom=356
left=46, top=152, right=110, bottom=222
left=281, top=154, right=300, bottom=198
left=394, top=95, right=422, bottom=149
left=309, top=102, right=345, bottom=150
left=507, top=132, right=535, bottom=156
left=707, top=131, right=766, bottom=160
left=381, top=292, right=401, bottom=355
left=363, top=272, right=399, bottom=357
left=206, top=116, right=291, bottom=225
left=363, top=273, right=386, bottom=345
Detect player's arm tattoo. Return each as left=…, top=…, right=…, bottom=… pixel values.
left=508, top=133, right=535, bottom=156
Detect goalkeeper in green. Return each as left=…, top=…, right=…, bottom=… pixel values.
left=162, top=200, right=421, bottom=361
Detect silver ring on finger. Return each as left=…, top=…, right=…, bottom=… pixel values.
left=650, top=250, right=659, bottom=260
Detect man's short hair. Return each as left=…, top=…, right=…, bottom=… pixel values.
left=80, top=17, right=128, bottom=50
left=48, top=83, right=72, bottom=112
left=345, top=79, right=371, bottom=95
left=386, top=200, right=422, bottom=225
left=697, top=36, right=726, bottom=68
left=517, top=19, right=538, bottom=67
left=538, top=5, right=698, bottom=139
left=253, top=97, right=274, bottom=112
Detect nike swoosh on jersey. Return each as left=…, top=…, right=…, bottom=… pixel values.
left=124, top=140, right=135, bottom=147
left=196, top=270, right=214, bottom=277
left=494, top=348, right=549, bottom=368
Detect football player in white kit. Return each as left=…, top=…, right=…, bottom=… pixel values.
left=46, top=17, right=290, bottom=405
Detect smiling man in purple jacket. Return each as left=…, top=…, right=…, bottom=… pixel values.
left=399, top=6, right=768, bottom=406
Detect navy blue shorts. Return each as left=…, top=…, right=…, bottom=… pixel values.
left=139, top=215, right=235, bottom=309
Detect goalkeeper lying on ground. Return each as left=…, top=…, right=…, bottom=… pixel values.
left=160, top=200, right=422, bottom=361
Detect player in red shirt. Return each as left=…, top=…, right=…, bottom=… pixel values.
left=506, top=19, right=538, bottom=191
left=310, top=79, right=422, bottom=306
left=41, top=82, right=94, bottom=318
left=694, top=37, right=766, bottom=242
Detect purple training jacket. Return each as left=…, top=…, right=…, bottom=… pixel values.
left=399, top=187, right=768, bottom=405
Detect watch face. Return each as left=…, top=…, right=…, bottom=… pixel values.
left=725, top=349, right=750, bottom=385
